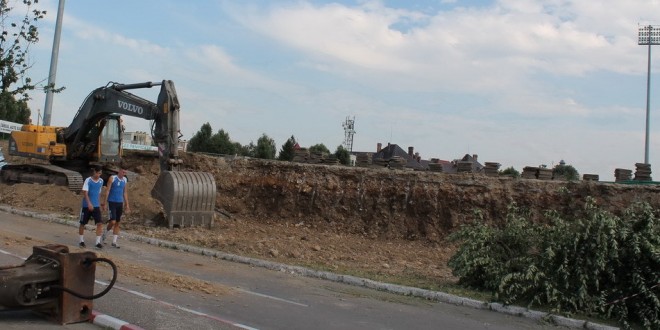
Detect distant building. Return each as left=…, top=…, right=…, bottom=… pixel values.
left=370, top=143, right=428, bottom=170
left=123, top=131, right=152, bottom=146
left=350, top=142, right=485, bottom=174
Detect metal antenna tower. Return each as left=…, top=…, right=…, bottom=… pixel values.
left=342, top=116, right=356, bottom=152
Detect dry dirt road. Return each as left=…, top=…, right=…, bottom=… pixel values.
left=0, top=209, right=569, bottom=330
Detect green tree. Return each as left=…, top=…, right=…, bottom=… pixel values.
left=208, top=129, right=235, bottom=154
left=278, top=135, right=296, bottom=161
left=254, top=133, right=276, bottom=159
left=0, top=0, right=47, bottom=100
left=553, top=163, right=579, bottom=181
left=187, top=122, right=213, bottom=152
left=0, top=90, right=29, bottom=123
left=334, top=145, right=350, bottom=165
left=448, top=200, right=660, bottom=329
left=499, top=166, right=520, bottom=178
left=0, top=1, right=47, bottom=123
left=309, top=143, right=330, bottom=155
left=236, top=141, right=255, bottom=157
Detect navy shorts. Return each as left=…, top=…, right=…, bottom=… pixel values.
left=80, top=207, right=103, bottom=225
left=108, top=201, right=124, bottom=222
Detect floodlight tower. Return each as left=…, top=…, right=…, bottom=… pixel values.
left=43, top=0, right=66, bottom=126
left=342, top=116, right=356, bottom=152
left=638, top=24, right=660, bottom=164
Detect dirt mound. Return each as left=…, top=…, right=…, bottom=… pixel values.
left=2, top=140, right=659, bottom=289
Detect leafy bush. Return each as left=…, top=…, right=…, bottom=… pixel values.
left=499, top=166, right=520, bottom=178
left=448, top=199, right=659, bottom=329
left=553, top=164, right=579, bottom=181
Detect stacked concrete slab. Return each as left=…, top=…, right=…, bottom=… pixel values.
left=614, top=168, right=633, bottom=182
left=355, top=153, right=373, bottom=167
left=293, top=148, right=309, bottom=163
left=634, top=163, right=652, bottom=181
left=320, top=157, right=340, bottom=165
left=522, top=166, right=538, bottom=179
left=373, top=158, right=389, bottom=167
left=582, top=174, right=599, bottom=181
left=457, top=161, right=474, bottom=173
left=428, top=163, right=444, bottom=172
left=389, top=156, right=407, bottom=169
left=521, top=166, right=552, bottom=180
left=484, top=162, right=501, bottom=177
left=537, top=168, right=553, bottom=180
left=308, top=151, right=327, bottom=164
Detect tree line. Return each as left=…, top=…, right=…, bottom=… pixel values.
left=187, top=122, right=351, bottom=165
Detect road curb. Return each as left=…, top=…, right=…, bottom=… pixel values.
left=0, top=205, right=620, bottom=330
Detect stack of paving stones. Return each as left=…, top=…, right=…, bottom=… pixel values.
left=484, top=162, right=501, bottom=177
left=373, top=158, right=389, bottom=168
left=356, top=153, right=373, bottom=167
left=634, top=163, right=652, bottom=181
left=388, top=156, right=407, bottom=169
left=583, top=174, right=599, bottom=181
left=614, top=168, right=633, bottom=182
left=537, top=168, right=553, bottom=180
left=321, top=157, right=339, bottom=165
left=293, top=148, right=309, bottom=163
left=428, top=162, right=444, bottom=172
left=522, top=166, right=538, bottom=179
left=308, top=151, right=327, bottom=164
left=457, top=161, right=474, bottom=173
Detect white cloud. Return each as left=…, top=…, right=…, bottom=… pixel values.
left=21, top=0, right=660, bottom=179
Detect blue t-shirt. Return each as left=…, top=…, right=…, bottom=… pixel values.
left=82, top=177, right=104, bottom=208
left=107, top=175, right=127, bottom=203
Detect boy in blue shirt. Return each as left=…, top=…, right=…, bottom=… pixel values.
left=103, top=167, right=130, bottom=248
left=79, top=165, right=106, bottom=249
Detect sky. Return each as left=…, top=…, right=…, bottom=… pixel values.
left=13, top=0, right=660, bottom=180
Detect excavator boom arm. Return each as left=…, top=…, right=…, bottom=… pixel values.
left=65, top=80, right=180, bottom=171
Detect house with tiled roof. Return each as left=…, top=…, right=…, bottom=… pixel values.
left=371, top=143, right=428, bottom=170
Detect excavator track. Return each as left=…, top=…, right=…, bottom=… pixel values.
left=1, top=164, right=84, bottom=191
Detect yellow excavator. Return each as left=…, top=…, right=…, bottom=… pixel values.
left=1, top=80, right=216, bottom=228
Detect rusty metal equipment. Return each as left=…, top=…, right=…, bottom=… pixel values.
left=0, top=244, right=117, bottom=324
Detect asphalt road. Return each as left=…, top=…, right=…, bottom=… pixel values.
left=0, top=210, right=568, bottom=330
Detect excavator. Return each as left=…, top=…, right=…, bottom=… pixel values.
left=1, top=80, right=216, bottom=228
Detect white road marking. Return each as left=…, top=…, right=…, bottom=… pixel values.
left=235, top=287, right=309, bottom=307
left=0, top=248, right=259, bottom=330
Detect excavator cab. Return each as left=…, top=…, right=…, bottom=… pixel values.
left=98, top=115, right=122, bottom=163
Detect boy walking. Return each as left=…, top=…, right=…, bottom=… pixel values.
left=79, top=165, right=105, bottom=249
left=103, top=168, right=129, bottom=248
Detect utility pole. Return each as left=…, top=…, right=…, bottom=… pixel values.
left=42, top=0, right=66, bottom=126
left=638, top=24, right=660, bottom=164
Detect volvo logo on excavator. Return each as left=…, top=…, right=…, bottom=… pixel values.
left=117, top=100, right=144, bottom=115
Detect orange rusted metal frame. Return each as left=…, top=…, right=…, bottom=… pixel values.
left=30, top=244, right=97, bottom=324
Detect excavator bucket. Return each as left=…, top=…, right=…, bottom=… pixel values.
left=151, top=171, right=217, bottom=228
